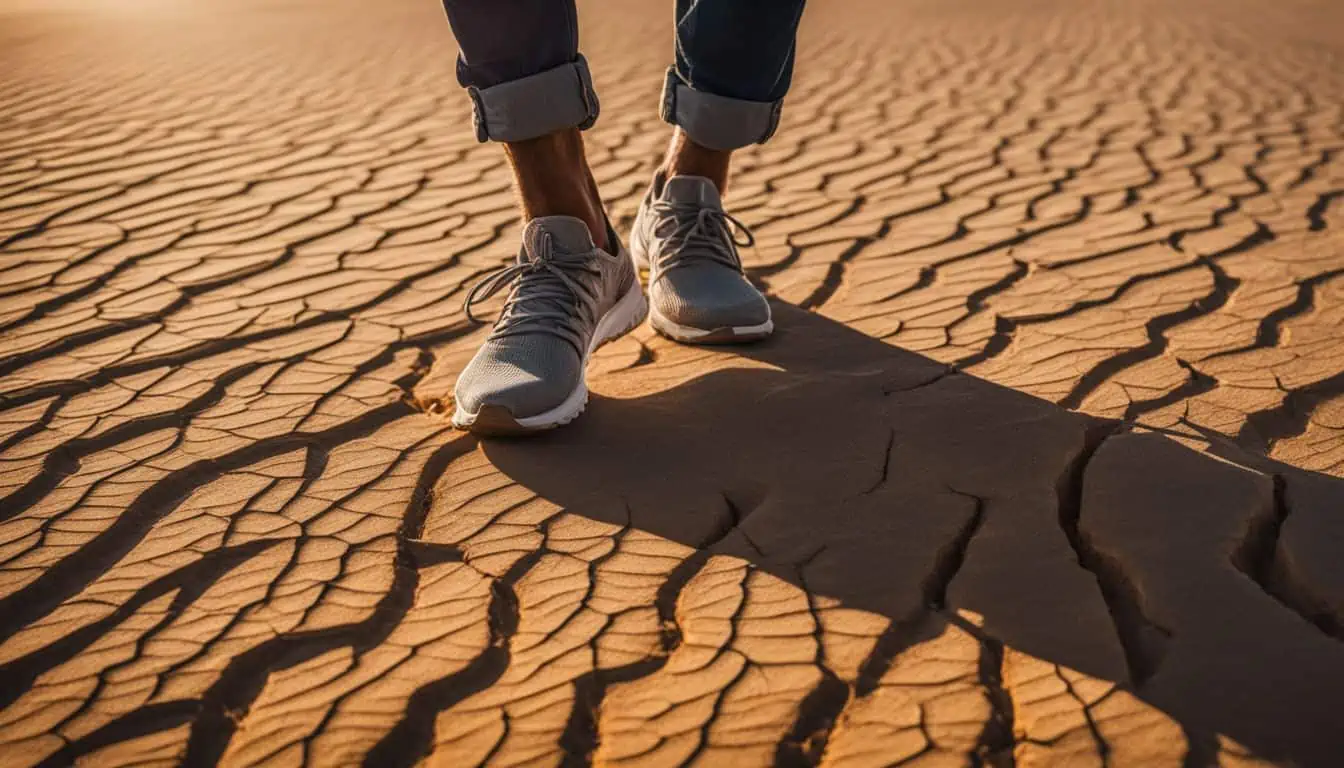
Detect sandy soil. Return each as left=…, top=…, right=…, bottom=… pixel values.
left=2, top=0, right=1343, bottom=765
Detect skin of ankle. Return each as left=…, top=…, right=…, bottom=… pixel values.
left=504, top=128, right=609, bottom=251
left=661, top=127, right=732, bottom=194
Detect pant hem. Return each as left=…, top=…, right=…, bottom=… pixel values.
left=467, top=55, right=599, bottom=143
left=659, top=68, right=782, bottom=151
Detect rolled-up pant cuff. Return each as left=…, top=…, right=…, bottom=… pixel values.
left=659, top=68, right=783, bottom=151
left=467, top=55, right=599, bottom=143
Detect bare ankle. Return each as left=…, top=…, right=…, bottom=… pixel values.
left=505, top=129, right=609, bottom=250
left=660, top=128, right=732, bottom=194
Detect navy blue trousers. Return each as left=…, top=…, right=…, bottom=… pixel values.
left=441, top=0, right=807, bottom=149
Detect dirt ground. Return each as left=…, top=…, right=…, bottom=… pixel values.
left=2, top=0, right=1344, bottom=765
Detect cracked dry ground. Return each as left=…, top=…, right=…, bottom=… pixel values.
left=3, top=0, right=1344, bottom=766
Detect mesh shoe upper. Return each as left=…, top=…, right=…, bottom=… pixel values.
left=455, top=216, right=633, bottom=419
left=632, top=175, right=770, bottom=331
left=454, top=334, right=583, bottom=420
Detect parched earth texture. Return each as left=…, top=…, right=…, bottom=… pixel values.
left=2, top=0, right=1344, bottom=765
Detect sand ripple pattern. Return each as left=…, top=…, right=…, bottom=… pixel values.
left=2, top=0, right=1344, bottom=765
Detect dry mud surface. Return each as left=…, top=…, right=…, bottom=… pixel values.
left=3, top=0, right=1344, bottom=765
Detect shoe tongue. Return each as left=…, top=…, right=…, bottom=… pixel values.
left=520, top=216, right=597, bottom=263
left=661, top=175, right=722, bottom=210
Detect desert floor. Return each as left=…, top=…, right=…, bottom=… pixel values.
left=2, top=0, right=1344, bottom=765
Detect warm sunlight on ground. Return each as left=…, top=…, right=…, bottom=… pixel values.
left=2, top=0, right=1342, bottom=765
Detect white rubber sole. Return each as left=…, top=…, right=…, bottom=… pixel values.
left=648, top=305, right=774, bottom=344
left=452, top=277, right=648, bottom=434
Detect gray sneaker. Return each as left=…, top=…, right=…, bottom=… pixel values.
left=453, top=216, right=646, bottom=435
left=630, top=174, right=772, bottom=343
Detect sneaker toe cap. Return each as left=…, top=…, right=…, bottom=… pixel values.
left=654, top=267, right=769, bottom=330
left=454, top=337, right=582, bottom=419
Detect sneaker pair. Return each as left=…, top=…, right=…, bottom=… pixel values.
left=452, top=174, right=772, bottom=435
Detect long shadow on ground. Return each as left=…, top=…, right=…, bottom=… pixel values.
left=477, top=302, right=1344, bottom=766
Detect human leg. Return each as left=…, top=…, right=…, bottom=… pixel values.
left=630, top=0, right=808, bottom=344
left=442, top=1, right=645, bottom=433
left=441, top=0, right=607, bottom=247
